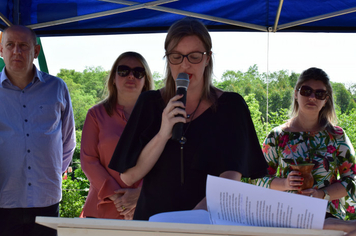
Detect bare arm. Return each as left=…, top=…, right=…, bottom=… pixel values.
left=300, top=182, right=348, bottom=199
left=120, top=132, right=170, bottom=186
left=271, top=171, right=348, bottom=200
left=324, top=218, right=356, bottom=233
left=121, top=95, right=186, bottom=186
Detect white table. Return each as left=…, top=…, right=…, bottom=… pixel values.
left=36, top=217, right=344, bottom=236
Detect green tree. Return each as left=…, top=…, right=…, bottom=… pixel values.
left=244, top=93, right=266, bottom=145
left=350, top=84, right=356, bottom=102
left=80, top=67, right=108, bottom=101
left=58, top=69, right=101, bottom=130
left=58, top=67, right=108, bottom=101
left=338, top=108, right=356, bottom=149
left=267, top=108, right=290, bottom=130
left=288, top=72, right=299, bottom=88
left=153, top=71, right=164, bottom=89
left=220, top=65, right=266, bottom=97
left=332, top=82, right=353, bottom=114
left=71, top=130, right=82, bottom=168
left=217, top=66, right=297, bottom=119
left=64, top=78, right=97, bottom=130
left=57, top=69, right=82, bottom=86
left=266, top=70, right=294, bottom=114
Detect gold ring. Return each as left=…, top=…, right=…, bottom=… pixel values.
left=121, top=205, right=126, bottom=210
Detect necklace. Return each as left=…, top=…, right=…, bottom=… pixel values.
left=186, top=98, right=202, bottom=119
left=179, top=97, right=202, bottom=185
left=179, top=98, right=202, bottom=144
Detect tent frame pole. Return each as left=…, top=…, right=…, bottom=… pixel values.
left=28, top=0, right=178, bottom=29
left=0, top=13, right=12, bottom=26
left=278, top=6, right=356, bottom=31
left=272, top=0, right=284, bottom=32
left=27, top=0, right=267, bottom=32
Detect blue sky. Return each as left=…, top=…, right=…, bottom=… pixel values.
left=39, top=32, right=356, bottom=86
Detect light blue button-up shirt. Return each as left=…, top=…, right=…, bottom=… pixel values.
left=0, top=65, right=76, bottom=208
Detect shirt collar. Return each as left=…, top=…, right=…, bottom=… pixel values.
left=33, top=65, right=45, bottom=83
left=0, top=65, right=44, bottom=87
left=115, top=104, right=128, bottom=121
left=0, top=66, right=7, bottom=86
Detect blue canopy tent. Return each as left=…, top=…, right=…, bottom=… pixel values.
left=1, top=0, right=356, bottom=36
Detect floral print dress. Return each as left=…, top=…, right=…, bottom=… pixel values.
left=255, top=126, right=356, bottom=220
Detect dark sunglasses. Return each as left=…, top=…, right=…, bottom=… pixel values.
left=117, top=65, right=145, bottom=79
left=298, top=85, right=328, bottom=100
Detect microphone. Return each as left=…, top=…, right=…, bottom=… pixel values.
left=171, top=73, right=189, bottom=142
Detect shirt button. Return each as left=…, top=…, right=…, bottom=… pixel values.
left=28, top=183, right=31, bottom=186
left=25, top=119, right=28, bottom=122
left=28, top=166, right=31, bottom=170
left=27, top=150, right=30, bottom=153
left=26, top=134, right=29, bottom=137
left=22, top=91, right=25, bottom=93
left=23, top=105, right=26, bottom=108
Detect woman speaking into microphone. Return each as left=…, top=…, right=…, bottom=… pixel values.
left=109, top=17, right=268, bottom=220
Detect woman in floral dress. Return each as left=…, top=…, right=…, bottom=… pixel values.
left=256, top=67, right=356, bottom=219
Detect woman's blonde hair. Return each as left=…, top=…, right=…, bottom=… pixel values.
left=102, top=51, right=154, bottom=116
left=162, top=17, right=216, bottom=106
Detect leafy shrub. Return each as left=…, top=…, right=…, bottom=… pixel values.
left=60, top=168, right=89, bottom=217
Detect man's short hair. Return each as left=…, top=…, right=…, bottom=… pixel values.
left=2, top=25, right=38, bottom=45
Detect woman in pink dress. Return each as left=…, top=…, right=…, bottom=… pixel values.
left=80, top=51, right=154, bottom=219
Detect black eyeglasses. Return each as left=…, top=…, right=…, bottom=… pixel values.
left=117, top=65, right=145, bottom=79
left=166, top=52, right=207, bottom=65
left=298, top=85, right=328, bottom=100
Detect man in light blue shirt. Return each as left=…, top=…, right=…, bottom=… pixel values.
left=0, top=25, right=75, bottom=236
